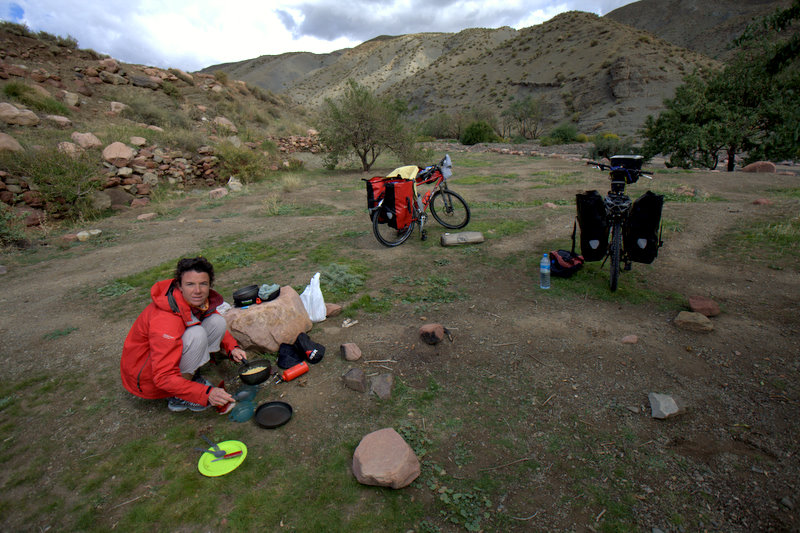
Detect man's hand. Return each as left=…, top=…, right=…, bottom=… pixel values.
left=207, top=386, right=234, bottom=407
left=230, top=347, right=246, bottom=363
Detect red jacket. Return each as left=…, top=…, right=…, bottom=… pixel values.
left=120, top=279, right=238, bottom=405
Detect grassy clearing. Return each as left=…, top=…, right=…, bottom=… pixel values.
left=710, top=209, right=800, bottom=271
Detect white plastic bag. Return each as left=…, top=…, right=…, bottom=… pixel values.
left=299, top=272, right=326, bottom=322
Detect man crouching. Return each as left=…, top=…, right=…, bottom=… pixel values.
left=120, top=256, right=246, bottom=412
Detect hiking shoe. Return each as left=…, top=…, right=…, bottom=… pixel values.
left=167, top=397, right=208, bottom=412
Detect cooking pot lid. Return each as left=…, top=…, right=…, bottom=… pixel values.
left=254, top=401, right=293, bottom=429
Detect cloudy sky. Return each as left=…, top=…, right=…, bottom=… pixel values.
left=2, top=0, right=637, bottom=72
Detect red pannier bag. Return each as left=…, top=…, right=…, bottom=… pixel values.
left=383, top=179, right=414, bottom=230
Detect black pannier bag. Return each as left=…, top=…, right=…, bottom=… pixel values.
left=575, top=190, right=609, bottom=261
left=624, top=191, right=664, bottom=264
left=382, top=179, right=414, bottom=230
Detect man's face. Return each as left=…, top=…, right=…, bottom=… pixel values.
left=179, top=270, right=210, bottom=307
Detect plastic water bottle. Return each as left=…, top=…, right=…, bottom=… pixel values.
left=540, top=253, right=551, bottom=289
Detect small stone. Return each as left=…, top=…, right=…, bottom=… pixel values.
left=688, top=295, right=721, bottom=317
left=209, top=187, right=228, bottom=200
left=752, top=198, right=771, bottom=205
left=419, top=323, right=445, bottom=345
left=76, top=231, right=90, bottom=241
left=674, top=311, right=713, bottom=332
left=780, top=496, right=794, bottom=510
left=0, top=265, right=7, bottom=275
left=340, top=343, right=362, bottom=361
left=342, top=367, right=367, bottom=393
left=648, top=392, right=684, bottom=419
left=137, top=212, right=157, bottom=221
left=626, top=405, right=640, bottom=414
left=621, top=334, right=638, bottom=344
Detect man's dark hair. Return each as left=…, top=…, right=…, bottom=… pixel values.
left=174, top=256, right=215, bottom=286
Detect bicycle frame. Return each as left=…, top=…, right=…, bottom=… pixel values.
left=586, top=158, right=653, bottom=290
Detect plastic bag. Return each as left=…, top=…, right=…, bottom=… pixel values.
left=299, top=272, right=326, bottom=322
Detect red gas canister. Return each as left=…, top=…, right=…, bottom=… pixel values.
left=279, top=361, right=309, bottom=382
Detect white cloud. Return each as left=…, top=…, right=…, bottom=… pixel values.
left=1, top=0, right=636, bottom=71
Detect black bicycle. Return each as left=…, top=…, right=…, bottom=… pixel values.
left=580, top=155, right=662, bottom=291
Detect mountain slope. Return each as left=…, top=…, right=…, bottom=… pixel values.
left=606, top=0, right=792, bottom=61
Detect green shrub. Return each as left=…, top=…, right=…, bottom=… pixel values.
left=589, top=133, right=637, bottom=160
left=215, top=142, right=272, bottom=184
left=460, top=121, right=500, bottom=145
left=0, top=203, right=26, bottom=247
left=547, top=123, right=579, bottom=144
left=2, top=81, right=70, bottom=115
left=161, top=81, right=181, bottom=101
left=0, top=149, right=102, bottom=220
left=213, top=71, right=229, bottom=85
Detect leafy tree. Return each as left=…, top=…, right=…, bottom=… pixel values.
left=642, top=0, right=799, bottom=170
left=317, top=80, right=417, bottom=171
left=501, top=95, right=545, bottom=139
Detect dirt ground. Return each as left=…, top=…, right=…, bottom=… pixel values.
left=0, top=149, right=798, bottom=532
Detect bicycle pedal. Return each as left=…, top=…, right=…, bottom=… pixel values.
left=624, top=262, right=632, bottom=271
left=420, top=230, right=428, bottom=241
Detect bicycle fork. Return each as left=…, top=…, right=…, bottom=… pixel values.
left=414, top=195, right=428, bottom=240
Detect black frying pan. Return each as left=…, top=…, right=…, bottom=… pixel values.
left=254, top=401, right=293, bottom=429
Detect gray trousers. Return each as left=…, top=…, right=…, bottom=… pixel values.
left=179, top=313, right=226, bottom=375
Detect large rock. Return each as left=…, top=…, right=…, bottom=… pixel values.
left=352, top=428, right=420, bottom=489
left=0, top=102, right=39, bottom=126
left=0, top=132, right=23, bottom=152
left=71, top=132, right=102, bottom=149
left=742, top=161, right=776, bottom=173
left=213, top=116, right=238, bottom=133
left=44, top=114, right=72, bottom=128
left=224, top=286, right=312, bottom=352
left=104, top=186, right=135, bottom=207
left=130, top=75, right=161, bottom=89
left=89, top=190, right=112, bottom=211
left=674, top=311, right=714, bottom=332
left=102, top=142, right=135, bottom=167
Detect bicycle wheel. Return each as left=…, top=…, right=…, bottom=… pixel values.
left=609, top=223, right=622, bottom=291
left=430, top=190, right=470, bottom=229
left=372, top=210, right=415, bottom=247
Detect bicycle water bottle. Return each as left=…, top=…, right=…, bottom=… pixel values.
left=540, top=253, right=551, bottom=289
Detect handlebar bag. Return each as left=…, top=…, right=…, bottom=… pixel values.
left=575, top=190, right=609, bottom=262
left=624, top=191, right=664, bottom=264
left=382, top=179, right=415, bottom=230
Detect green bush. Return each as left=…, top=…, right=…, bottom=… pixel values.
left=547, top=123, right=579, bottom=144
left=460, top=121, right=500, bottom=145
left=215, top=142, right=273, bottom=184
left=0, top=203, right=26, bottom=247
left=0, top=148, right=103, bottom=220
left=2, top=81, right=70, bottom=115
left=589, top=133, right=637, bottom=160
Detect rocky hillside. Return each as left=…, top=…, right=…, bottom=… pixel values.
left=206, top=1, right=788, bottom=136
left=0, top=22, right=319, bottom=231
left=606, top=0, right=792, bottom=61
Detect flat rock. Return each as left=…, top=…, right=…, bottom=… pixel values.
left=370, top=373, right=394, bottom=399
left=621, top=334, right=639, bottom=344
left=674, top=311, right=713, bottom=332
left=688, top=295, right=720, bottom=317
left=326, top=303, right=343, bottom=317
left=742, top=161, right=776, bottom=173
left=352, top=428, right=420, bottom=489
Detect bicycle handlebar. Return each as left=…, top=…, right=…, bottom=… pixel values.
left=586, top=160, right=653, bottom=178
